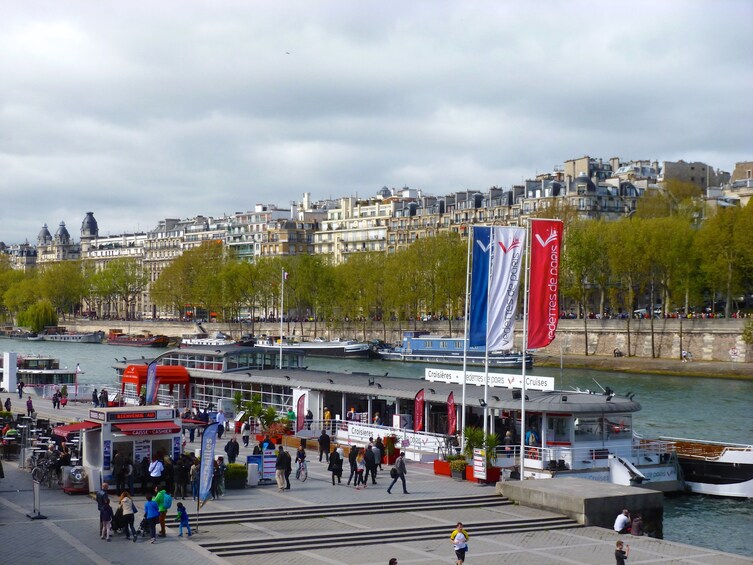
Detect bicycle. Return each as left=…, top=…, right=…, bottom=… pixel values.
left=31, top=460, right=55, bottom=488
left=295, top=460, right=308, bottom=482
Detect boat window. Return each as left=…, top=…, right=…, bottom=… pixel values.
left=573, top=417, right=603, bottom=441
left=547, top=417, right=570, bottom=443
left=604, top=414, right=632, bottom=439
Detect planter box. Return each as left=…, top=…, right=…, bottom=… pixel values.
left=433, top=460, right=451, bottom=477
left=451, top=468, right=466, bottom=481
left=465, top=464, right=501, bottom=484
left=224, top=477, right=247, bottom=489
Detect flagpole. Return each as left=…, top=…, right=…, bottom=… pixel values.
left=483, top=228, right=496, bottom=440
left=519, top=218, right=532, bottom=479
left=279, top=269, right=284, bottom=370
left=460, top=224, right=473, bottom=452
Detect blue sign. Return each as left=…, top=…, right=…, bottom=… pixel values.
left=469, top=226, right=491, bottom=347
left=199, top=423, right=220, bottom=505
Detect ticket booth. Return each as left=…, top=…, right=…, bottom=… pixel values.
left=78, top=406, right=182, bottom=490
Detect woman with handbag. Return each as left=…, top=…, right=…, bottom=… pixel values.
left=119, top=491, right=138, bottom=542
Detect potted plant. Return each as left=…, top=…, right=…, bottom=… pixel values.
left=450, top=458, right=466, bottom=480
left=224, top=463, right=247, bottom=489
left=433, top=457, right=451, bottom=476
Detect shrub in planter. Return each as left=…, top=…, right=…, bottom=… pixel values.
left=450, top=459, right=466, bottom=480
left=224, top=463, right=247, bottom=489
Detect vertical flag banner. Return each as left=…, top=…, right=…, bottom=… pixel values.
left=487, top=227, right=526, bottom=351
left=469, top=226, right=491, bottom=347
left=199, top=423, right=220, bottom=507
left=447, top=392, right=456, bottom=436
left=145, top=360, right=158, bottom=405
left=528, top=219, right=563, bottom=349
left=414, top=389, right=425, bottom=432
left=296, top=394, right=305, bottom=433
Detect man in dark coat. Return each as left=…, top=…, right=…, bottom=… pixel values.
left=347, top=446, right=358, bottom=486
left=283, top=448, right=292, bottom=489
left=318, top=430, right=331, bottom=462
left=224, top=438, right=240, bottom=464
left=365, top=445, right=378, bottom=484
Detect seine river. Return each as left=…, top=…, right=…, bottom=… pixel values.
left=3, top=340, right=752, bottom=556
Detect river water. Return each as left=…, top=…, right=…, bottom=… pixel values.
left=3, top=340, right=752, bottom=555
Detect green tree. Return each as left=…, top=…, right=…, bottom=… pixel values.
left=17, top=299, right=57, bottom=332
left=101, top=258, right=149, bottom=319
left=38, top=261, right=88, bottom=319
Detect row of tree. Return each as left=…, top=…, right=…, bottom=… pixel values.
left=1, top=201, right=751, bottom=338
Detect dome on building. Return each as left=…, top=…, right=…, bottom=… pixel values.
left=37, top=224, right=52, bottom=244
left=81, top=212, right=99, bottom=238
left=573, top=173, right=596, bottom=193
left=54, top=221, right=71, bottom=244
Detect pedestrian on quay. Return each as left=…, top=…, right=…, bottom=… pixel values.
left=144, top=494, right=160, bottom=544
left=450, top=522, right=470, bottom=564
left=119, top=491, right=138, bottom=542
left=615, top=540, right=630, bottom=565
left=92, top=388, right=98, bottom=408
left=304, top=409, right=313, bottom=430
left=241, top=421, right=250, bottom=447
left=283, top=448, right=292, bottom=489
left=275, top=447, right=287, bottom=491
left=347, top=446, right=358, bottom=486
left=96, top=482, right=110, bottom=534
left=174, top=502, right=192, bottom=537
left=26, top=395, right=34, bottom=417
left=225, top=437, right=240, bottom=464
left=355, top=450, right=366, bottom=489
left=387, top=452, right=409, bottom=495
left=365, top=444, right=378, bottom=484
left=100, top=498, right=114, bottom=541
left=4, top=397, right=11, bottom=412
left=190, top=458, right=200, bottom=500
left=374, top=436, right=385, bottom=470
left=154, top=485, right=169, bottom=538
left=17, top=380, right=24, bottom=399
left=148, top=453, right=164, bottom=494
left=217, top=456, right=227, bottom=496
left=328, top=446, right=343, bottom=485
left=614, top=509, right=631, bottom=534
left=318, top=429, right=331, bottom=462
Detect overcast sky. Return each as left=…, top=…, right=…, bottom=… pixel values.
left=2, top=0, right=751, bottom=244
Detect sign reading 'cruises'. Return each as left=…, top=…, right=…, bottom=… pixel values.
left=424, top=368, right=554, bottom=391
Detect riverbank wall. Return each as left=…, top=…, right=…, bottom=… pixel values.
left=65, top=317, right=750, bottom=364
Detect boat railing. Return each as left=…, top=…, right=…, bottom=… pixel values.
left=509, top=440, right=678, bottom=471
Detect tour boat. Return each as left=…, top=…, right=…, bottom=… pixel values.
left=659, top=436, right=753, bottom=498
left=40, top=327, right=104, bottom=344
left=254, top=336, right=371, bottom=358
left=180, top=332, right=236, bottom=347
left=0, top=354, right=78, bottom=389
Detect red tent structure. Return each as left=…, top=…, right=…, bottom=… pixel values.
left=120, top=364, right=190, bottom=401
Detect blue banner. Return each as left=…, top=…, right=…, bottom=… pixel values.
left=199, top=423, right=220, bottom=506
left=145, top=361, right=158, bottom=405
left=469, top=226, right=491, bottom=347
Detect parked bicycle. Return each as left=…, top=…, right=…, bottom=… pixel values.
left=31, top=459, right=56, bottom=488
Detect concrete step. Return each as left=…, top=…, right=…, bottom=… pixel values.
left=171, top=493, right=508, bottom=527
left=200, top=516, right=580, bottom=557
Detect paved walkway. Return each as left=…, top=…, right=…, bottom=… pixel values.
left=2, top=418, right=750, bottom=565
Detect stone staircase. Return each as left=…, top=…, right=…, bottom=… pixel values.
left=189, top=494, right=580, bottom=557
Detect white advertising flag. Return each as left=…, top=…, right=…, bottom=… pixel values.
left=487, top=227, right=526, bottom=351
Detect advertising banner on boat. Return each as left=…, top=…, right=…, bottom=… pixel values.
left=199, top=423, right=220, bottom=507
left=414, top=389, right=425, bottom=432
left=447, top=392, right=456, bottom=435
left=488, top=227, right=526, bottom=351
left=528, top=219, right=563, bottom=349
left=425, top=368, right=554, bottom=391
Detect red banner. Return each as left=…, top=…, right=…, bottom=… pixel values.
left=414, top=389, right=425, bottom=432
left=528, top=219, right=563, bottom=349
left=447, top=392, right=456, bottom=435
left=296, top=394, right=305, bottom=433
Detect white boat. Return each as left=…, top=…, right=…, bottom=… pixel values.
left=180, top=332, right=236, bottom=347
left=0, top=354, right=78, bottom=388
left=376, top=331, right=532, bottom=368
left=659, top=436, right=753, bottom=498
left=255, top=336, right=371, bottom=358
left=40, top=327, right=103, bottom=343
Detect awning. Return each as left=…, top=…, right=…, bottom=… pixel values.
left=53, top=421, right=101, bottom=437
left=113, top=421, right=181, bottom=436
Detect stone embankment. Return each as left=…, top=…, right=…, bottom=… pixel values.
left=65, top=317, right=752, bottom=379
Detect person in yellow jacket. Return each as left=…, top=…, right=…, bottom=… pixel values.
left=450, top=521, right=469, bottom=564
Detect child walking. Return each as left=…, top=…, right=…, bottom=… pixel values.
left=100, top=499, right=114, bottom=541
left=175, top=502, right=192, bottom=537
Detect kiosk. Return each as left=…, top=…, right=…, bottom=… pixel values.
left=56, top=406, right=182, bottom=491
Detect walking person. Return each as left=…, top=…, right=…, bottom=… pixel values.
left=318, top=429, right=331, bottom=462
left=387, top=452, right=409, bottom=494
left=225, top=437, right=240, bottom=464
left=4, top=397, right=11, bottom=412
left=119, top=491, right=138, bottom=542
left=144, top=494, right=160, bottom=544
left=365, top=444, right=378, bottom=484
left=17, top=380, right=24, bottom=399
left=275, top=448, right=287, bottom=491
left=347, top=446, right=359, bottom=486
left=190, top=458, right=200, bottom=500
left=241, top=421, right=250, bottom=447
left=96, top=482, right=110, bottom=535
left=100, top=498, right=114, bottom=541
left=328, top=447, right=343, bottom=485
left=26, top=395, right=34, bottom=417
left=374, top=437, right=385, bottom=471
left=174, top=502, right=192, bottom=537
left=92, top=388, right=98, bottom=407
left=450, top=522, right=469, bottom=564
left=154, top=486, right=170, bottom=538
left=283, top=448, right=292, bottom=489
left=216, top=456, right=227, bottom=496
left=355, top=450, right=366, bottom=489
